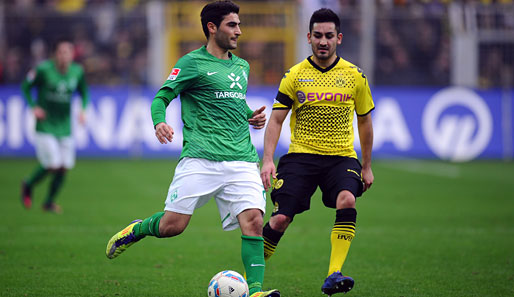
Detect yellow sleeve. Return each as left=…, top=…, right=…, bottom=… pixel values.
left=273, top=68, right=295, bottom=109
left=354, top=70, right=374, bottom=116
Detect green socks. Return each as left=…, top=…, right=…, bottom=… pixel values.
left=242, top=235, right=265, bottom=295
left=25, top=164, right=48, bottom=187
left=44, top=170, right=66, bottom=206
left=133, top=211, right=164, bottom=239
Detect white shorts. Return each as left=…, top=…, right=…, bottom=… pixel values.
left=34, top=133, right=75, bottom=169
left=164, top=157, right=266, bottom=231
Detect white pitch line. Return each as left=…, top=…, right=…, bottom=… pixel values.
left=379, top=159, right=461, bottom=178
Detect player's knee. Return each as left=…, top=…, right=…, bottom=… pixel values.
left=238, top=209, right=264, bottom=236
left=336, top=190, right=356, bottom=209
left=269, top=214, right=291, bottom=233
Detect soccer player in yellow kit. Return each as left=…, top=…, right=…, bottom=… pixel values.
left=260, top=8, right=375, bottom=296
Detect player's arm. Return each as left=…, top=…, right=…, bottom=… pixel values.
left=260, top=108, right=289, bottom=191
left=357, top=112, right=374, bottom=192
left=354, top=67, right=375, bottom=192
left=151, top=87, right=175, bottom=144
left=77, top=67, right=90, bottom=124
left=20, top=67, right=46, bottom=120
left=151, top=56, right=198, bottom=144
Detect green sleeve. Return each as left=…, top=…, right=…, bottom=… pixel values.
left=77, top=68, right=89, bottom=109
left=151, top=87, right=174, bottom=127
left=20, top=69, right=38, bottom=108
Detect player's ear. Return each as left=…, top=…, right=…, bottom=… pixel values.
left=307, top=32, right=312, bottom=44
left=207, top=22, right=217, bottom=35
left=337, top=33, right=343, bottom=45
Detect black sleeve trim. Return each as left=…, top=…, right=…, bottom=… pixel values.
left=356, top=107, right=375, bottom=117
left=275, top=91, right=293, bottom=108
left=272, top=107, right=291, bottom=110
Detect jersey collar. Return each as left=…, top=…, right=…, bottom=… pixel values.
left=307, top=56, right=340, bottom=73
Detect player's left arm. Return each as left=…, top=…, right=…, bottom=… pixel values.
left=77, top=67, right=89, bottom=125
left=357, top=113, right=374, bottom=192
left=355, top=69, right=374, bottom=192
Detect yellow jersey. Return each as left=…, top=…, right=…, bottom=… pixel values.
left=273, top=56, right=374, bottom=158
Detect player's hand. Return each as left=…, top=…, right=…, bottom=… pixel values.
left=155, top=122, right=174, bottom=144
left=248, top=106, right=266, bottom=129
left=78, top=111, right=86, bottom=125
left=361, top=166, right=374, bottom=192
left=33, top=106, right=46, bottom=120
left=260, top=160, right=276, bottom=191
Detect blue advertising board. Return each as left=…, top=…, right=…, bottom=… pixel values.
left=0, top=85, right=512, bottom=161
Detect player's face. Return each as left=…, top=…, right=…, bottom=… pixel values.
left=214, top=13, right=241, bottom=50
left=308, top=22, right=342, bottom=61
left=55, top=42, right=74, bottom=68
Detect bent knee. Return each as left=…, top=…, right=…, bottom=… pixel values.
left=269, top=214, right=291, bottom=232
left=337, top=191, right=356, bottom=209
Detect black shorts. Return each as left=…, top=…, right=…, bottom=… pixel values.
left=270, top=153, right=363, bottom=220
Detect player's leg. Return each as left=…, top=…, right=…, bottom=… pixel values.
left=106, top=157, right=220, bottom=259
left=220, top=161, right=279, bottom=297
left=21, top=133, right=57, bottom=208
left=42, top=168, right=66, bottom=213
left=42, top=136, right=74, bottom=213
left=21, top=164, right=48, bottom=209
left=263, top=214, right=289, bottom=260
left=262, top=154, right=318, bottom=261
left=321, top=191, right=356, bottom=295
left=237, top=209, right=280, bottom=297
left=106, top=210, right=191, bottom=259
left=320, top=156, right=363, bottom=295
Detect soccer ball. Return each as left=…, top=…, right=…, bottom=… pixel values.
left=207, top=270, right=249, bottom=297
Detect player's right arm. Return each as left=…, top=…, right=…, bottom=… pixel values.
left=260, top=67, right=295, bottom=191
left=261, top=108, right=289, bottom=191
left=21, top=66, right=46, bottom=120
left=150, top=55, right=198, bottom=144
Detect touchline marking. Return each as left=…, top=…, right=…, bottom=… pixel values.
left=379, top=157, right=460, bottom=178
left=207, top=72, right=217, bottom=75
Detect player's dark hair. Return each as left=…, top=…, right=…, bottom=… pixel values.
left=201, top=0, right=239, bottom=39
left=309, top=8, right=341, bottom=33
left=51, top=37, right=73, bottom=52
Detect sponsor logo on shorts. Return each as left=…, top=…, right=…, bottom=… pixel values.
left=273, top=202, right=279, bottom=214
left=273, top=178, right=284, bottom=190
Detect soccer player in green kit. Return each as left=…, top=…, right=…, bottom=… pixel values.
left=20, top=38, right=89, bottom=213
left=105, top=1, right=279, bottom=296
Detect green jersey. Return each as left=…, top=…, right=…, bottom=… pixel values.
left=151, top=46, right=258, bottom=162
left=21, top=60, right=89, bottom=137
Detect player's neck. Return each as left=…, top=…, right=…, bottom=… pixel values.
left=56, top=62, right=70, bottom=74
left=311, top=54, right=338, bottom=69
left=206, top=42, right=230, bottom=60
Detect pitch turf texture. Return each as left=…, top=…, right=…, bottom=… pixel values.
left=0, top=159, right=513, bottom=297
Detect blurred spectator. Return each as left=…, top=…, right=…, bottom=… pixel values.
left=1, top=0, right=148, bottom=85
left=374, top=2, right=450, bottom=85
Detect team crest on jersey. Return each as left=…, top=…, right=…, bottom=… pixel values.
left=296, top=91, right=306, bottom=104
left=167, top=68, right=181, bottom=81
left=335, top=76, right=346, bottom=88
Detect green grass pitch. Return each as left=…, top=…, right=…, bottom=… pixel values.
left=0, top=158, right=513, bottom=296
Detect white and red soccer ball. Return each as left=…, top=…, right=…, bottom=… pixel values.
left=207, top=270, right=249, bottom=297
